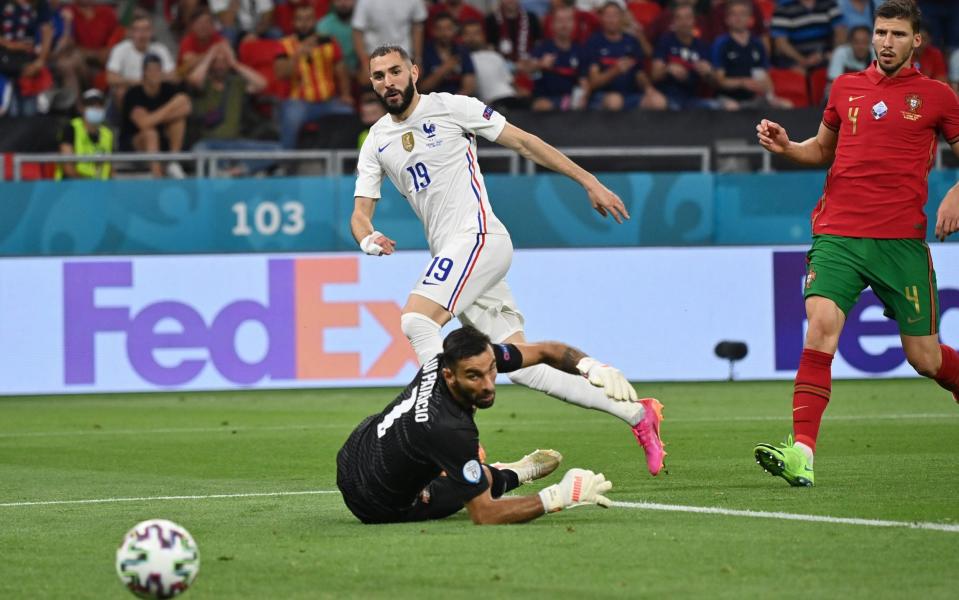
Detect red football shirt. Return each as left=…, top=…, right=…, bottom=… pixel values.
left=178, top=32, right=226, bottom=64
left=817, top=62, right=959, bottom=239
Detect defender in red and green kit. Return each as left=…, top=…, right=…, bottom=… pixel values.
left=753, top=0, right=959, bottom=487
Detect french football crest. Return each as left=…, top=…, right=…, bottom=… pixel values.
left=402, top=131, right=415, bottom=152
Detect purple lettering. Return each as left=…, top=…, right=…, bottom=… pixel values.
left=207, top=260, right=295, bottom=384
left=127, top=302, right=208, bottom=386
left=64, top=262, right=131, bottom=384
left=837, top=294, right=903, bottom=373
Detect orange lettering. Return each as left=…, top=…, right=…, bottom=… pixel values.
left=295, top=258, right=361, bottom=378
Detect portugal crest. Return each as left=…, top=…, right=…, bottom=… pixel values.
left=402, top=131, right=415, bottom=152
left=902, top=93, right=922, bottom=121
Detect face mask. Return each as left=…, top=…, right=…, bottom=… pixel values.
left=84, top=107, right=105, bottom=125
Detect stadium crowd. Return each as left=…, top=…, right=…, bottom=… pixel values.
left=0, top=0, right=956, bottom=177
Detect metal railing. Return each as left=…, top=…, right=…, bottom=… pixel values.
left=7, top=143, right=954, bottom=180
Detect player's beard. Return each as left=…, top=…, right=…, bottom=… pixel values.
left=378, top=76, right=416, bottom=115
left=877, top=47, right=912, bottom=76
left=451, top=379, right=496, bottom=410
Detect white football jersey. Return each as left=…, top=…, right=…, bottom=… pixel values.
left=354, top=93, right=510, bottom=253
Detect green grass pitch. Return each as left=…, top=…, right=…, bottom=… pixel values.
left=2, top=379, right=958, bottom=599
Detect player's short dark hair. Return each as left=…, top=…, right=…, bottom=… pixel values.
left=442, top=326, right=492, bottom=369
left=370, top=45, right=413, bottom=64
left=874, top=0, right=921, bottom=34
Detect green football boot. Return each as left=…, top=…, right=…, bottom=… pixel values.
left=754, top=435, right=815, bottom=487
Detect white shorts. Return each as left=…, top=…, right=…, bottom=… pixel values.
left=410, top=233, right=525, bottom=342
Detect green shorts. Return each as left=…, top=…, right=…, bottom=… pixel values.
left=803, top=235, right=940, bottom=336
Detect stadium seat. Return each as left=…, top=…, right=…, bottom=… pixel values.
left=808, top=67, right=828, bottom=106
left=769, top=68, right=809, bottom=108
left=756, top=0, right=775, bottom=26
left=627, top=1, right=662, bottom=30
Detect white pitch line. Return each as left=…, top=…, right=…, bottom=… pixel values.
left=0, top=490, right=339, bottom=508
left=4, top=491, right=957, bottom=535
left=610, top=500, right=959, bottom=533
left=1, top=413, right=955, bottom=439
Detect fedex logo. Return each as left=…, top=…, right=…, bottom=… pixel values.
left=63, top=258, right=416, bottom=387
left=773, top=251, right=959, bottom=373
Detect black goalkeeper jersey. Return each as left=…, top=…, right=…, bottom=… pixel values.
left=336, top=344, right=523, bottom=522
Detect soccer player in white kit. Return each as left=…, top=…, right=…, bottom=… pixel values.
left=350, top=45, right=665, bottom=476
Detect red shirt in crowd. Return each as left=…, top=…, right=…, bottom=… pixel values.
left=178, top=30, right=226, bottom=65
left=914, top=44, right=948, bottom=82
left=65, top=4, right=118, bottom=50
left=817, top=63, right=959, bottom=239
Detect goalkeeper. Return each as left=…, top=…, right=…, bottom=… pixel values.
left=336, top=326, right=654, bottom=524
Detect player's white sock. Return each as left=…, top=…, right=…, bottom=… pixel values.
left=400, top=312, right=443, bottom=366
left=507, top=365, right=644, bottom=426
left=794, top=441, right=815, bottom=466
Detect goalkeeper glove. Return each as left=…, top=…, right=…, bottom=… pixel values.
left=538, top=468, right=613, bottom=513
left=360, top=231, right=388, bottom=256
left=576, top=357, right=637, bottom=402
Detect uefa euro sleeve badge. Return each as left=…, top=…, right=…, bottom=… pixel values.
left=871, top=100, right=888, bottom=120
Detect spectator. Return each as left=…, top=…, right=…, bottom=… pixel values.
left=276, top=2, right=353, bottom=149
left=420, top=13, right=476, bottom=95
left=427, top=0, right=484, bottom=34
left=0, top=0, right=53, bottom=115
left=106, top=10, right=176, bottom=107
left=544, top=0, right=600, bottom=46
left=63, top=0, right=119, bottom=86
left=485, top=0, right=542, bottom=62
left=178, top=6, right=225, bottom=80
left=188, top=43, right=281, bottom=176
left=352, top=0, right=426, bottom=81
left=357, top=90, right=385, bottom=148
left=585, top=1, right=666, bottom=110
left=317, top=0, right=359, bottom=76
left=651, top=2, right=716, bottom=109
left=838, top=0, right=873, bottom=31
left=950, top=48, right=958, bottom=94
left=918, top=0, right=959, bottom=52
left=770, top=0, right=843, bottom=71
left=646, top=0, right=709, bottom=49
left=530, top=4, right=588, bottom=110
left=120, top=54, right=192, bottom=179
left=55, top=88, right=112, bottom=180
left=461, top=18, right=525, bottom=110
left=47, top=0, right=83, bottom=110
left=712, top=0, right=776, bottom=109
left=914, top=23, right=948, bottom=83
left=826, top=23, right=870, bottom=83
left=209, top=0, right=277, bottom=47
left=701, top=0, right=769, bottom=45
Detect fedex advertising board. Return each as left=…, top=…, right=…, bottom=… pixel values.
left=1, top=246, right=957, bottom=395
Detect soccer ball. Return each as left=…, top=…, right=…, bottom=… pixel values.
left=115, top=519, right=200, bottom=599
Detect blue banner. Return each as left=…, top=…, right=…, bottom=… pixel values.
left=0, top=171, right=954, bottom=255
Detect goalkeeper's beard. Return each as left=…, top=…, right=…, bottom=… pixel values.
left=450, top=379, right=496, bottom=410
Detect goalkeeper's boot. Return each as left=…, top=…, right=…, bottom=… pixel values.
left=631, top=398, right=666, bottom=476
left=754, top=435, right=815, bottom=487
left=492, top=449, right=562, bottom=484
